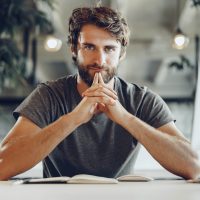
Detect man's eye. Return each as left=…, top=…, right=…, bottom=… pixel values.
left=105, top=47, right=115, bottom=53
left=84, top=45, right=94, bottom=51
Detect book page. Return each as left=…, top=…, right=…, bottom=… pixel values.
left=117, top=174, right=154, bottom=182
left=14, top=176, right=70, bottom=184
left=68, top=174, right=118, bottom=184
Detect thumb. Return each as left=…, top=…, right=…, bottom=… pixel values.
left=92, top=73, right=98, bottom=85
left=89, top=103, right=98, bottom=114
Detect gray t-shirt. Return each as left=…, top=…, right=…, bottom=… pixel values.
left=13, top=74, right=174, bottom=178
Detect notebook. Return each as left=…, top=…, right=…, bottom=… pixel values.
left=14, top=174, right=153, bottom=184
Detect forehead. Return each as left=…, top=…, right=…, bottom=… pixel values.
left=79, top=24, right=120, bottom=47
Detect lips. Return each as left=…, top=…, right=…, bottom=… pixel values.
left=89, top=67, right=104, bottom=72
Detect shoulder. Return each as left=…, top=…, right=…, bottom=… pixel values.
left=22, top=75, right=77, bottom=104
left=40, top=75, right=75, bottom=90
left=34, top=75, right=76, bottom=96
left=115, top=76, right=150, bottom=98
left=115, top=76, right=162, bottom=98
left=115, top=76, right=167, bottom=112
left=115, top=77, right=173, bottom=127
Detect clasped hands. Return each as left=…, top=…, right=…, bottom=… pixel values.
left=72, top=73, right=129, bottom=125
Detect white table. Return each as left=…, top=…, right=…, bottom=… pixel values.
left=0, top=179, right=200, bottom=200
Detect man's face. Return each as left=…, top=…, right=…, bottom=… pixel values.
left=73, top=24, right=122, bottom=86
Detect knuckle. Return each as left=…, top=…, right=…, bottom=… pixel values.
left=100, top=96, right=105, bottom=102
left=98, top=84, right=103, bottom=89
left=100, top=91, right=104, bottom=96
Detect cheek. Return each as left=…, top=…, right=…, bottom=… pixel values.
left=108, top=50, right=121, bottom=65
left=77, top=51, right=84, bottom=63
left=77, top=51, right=92, bottom=64
left=108, top=55, right=120, bottom=66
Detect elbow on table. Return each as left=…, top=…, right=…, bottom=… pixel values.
left=0, top=148, right=15, bottom=181
left=183, top=157, right=200, bottom=180
left=0, top=158, right=12, bottom=181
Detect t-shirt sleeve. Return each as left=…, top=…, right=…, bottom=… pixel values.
left=13, top=83, right=56, bottom=128
left=138, top=88, right=175, bottom=128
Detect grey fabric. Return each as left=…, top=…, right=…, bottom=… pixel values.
left=13, top=74, right=174, bottom=178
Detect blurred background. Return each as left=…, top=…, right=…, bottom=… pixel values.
left=0, top=0, right=200, bottom=174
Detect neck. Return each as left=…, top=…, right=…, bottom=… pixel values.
left=76, top=74, right=115, bottom=96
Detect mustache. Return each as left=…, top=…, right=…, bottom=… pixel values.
left=86, top=63, right=107, bottom=69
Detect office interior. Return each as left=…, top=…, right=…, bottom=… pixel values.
left=0, top=0, right=200, bottom=178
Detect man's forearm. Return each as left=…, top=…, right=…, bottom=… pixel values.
left=119, top=113, right=200, bottom=179
left=0, top=112, right=79, bottom=180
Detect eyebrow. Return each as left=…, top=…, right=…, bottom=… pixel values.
left=82, top=42, right=118, bottom=48
left=82, top=42, right=95, bottom=46
left=104, top=45, right=118, bottom=49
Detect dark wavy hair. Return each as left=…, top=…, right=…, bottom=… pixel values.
left=68, top=6, right=130, bottom=62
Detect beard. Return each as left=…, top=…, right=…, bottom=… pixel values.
left=76, top=62, right=118, bottom=86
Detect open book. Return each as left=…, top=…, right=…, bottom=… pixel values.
left=14, top=174, right=153, bottom=184
left=117, top=174, right=153, bottom=182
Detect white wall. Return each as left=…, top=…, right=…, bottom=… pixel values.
left=191, top=57, right=200, bottom=151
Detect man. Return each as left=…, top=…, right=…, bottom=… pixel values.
left=0, top=6, right=199, bottom=180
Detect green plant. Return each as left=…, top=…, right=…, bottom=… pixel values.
left=0, top=39, right=26, bottom=88
left=169, top=55, right=194, bottom=70
left=0, top=0, right=55, bottom=89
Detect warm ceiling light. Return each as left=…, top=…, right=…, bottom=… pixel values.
left=44, top=36, right=62, bottom=52
left=173, top=28, right=189, bottom=50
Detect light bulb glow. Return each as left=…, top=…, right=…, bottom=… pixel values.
left=47, top=38, right=58, bottom=49
left=173, top=33, right=189, bottom=50
left=44, top=36, right=62, bottom=52
left=174, top=34, right=186, bottom=46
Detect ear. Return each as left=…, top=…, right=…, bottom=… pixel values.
left=70, top=45, right=77, bottom=57
left=119, top=51, right=126, bottom=61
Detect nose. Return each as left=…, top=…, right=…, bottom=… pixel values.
left=94, top=50, right=106, bottom=66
